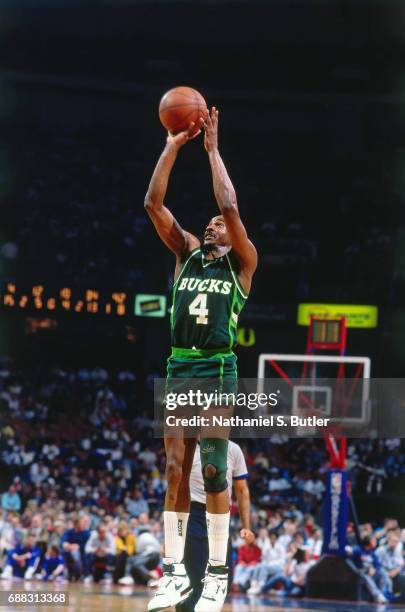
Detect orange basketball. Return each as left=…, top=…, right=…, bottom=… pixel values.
left=159, top=86, right=208, bottom=134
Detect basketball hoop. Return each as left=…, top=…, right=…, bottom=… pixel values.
left=257, top=314, right=372, bottom=559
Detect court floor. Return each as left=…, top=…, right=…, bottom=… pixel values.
left=0, top=583, right=404, bottom=612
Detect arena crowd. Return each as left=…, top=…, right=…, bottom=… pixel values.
left=0, top=361, right=404, bottom=602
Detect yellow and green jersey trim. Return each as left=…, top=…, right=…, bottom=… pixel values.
left=170, top=346, right=235, bottom=359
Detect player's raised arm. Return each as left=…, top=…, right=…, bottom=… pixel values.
left=144, top=124, right=201, bottom=259
left=203, top=108, right=257, bottom=286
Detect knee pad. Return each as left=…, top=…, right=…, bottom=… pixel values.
left=200, top=438, right=228, bottom=493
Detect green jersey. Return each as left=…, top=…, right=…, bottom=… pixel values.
left=170, top=248, right=248, bottom=353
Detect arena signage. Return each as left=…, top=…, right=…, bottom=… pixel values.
left=237, top=327, right=256, bottom=347
left=134, top=294, right=167, bottom=318
left=297, top=303, right=378, bottom=328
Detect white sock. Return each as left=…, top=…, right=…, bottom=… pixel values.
left=163, top=511, right=189, bottom=564
left=206, top=511, right=230, bottom=567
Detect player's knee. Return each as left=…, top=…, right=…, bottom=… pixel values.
left=166, top=459, right=183, bottom=488
left=203, top=466, right=227, bottom=493
left=200, top=439, right=228, bottom=493
left=203, top=464, right=227, bottom=493
left=203, top=464, right=217, bottom=480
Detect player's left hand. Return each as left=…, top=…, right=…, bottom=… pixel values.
left=203, top=107, right=219, bottom=152
left=240, top=528, right=255, bottom=542
left=167, top=121, right=201, bottom=148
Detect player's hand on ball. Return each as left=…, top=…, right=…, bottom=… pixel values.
left=166, top=122, right=201, bottom=148
left=203, top=106, right=219, bottom=152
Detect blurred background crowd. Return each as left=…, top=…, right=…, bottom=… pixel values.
left=0, top=361, right=404, bottom=601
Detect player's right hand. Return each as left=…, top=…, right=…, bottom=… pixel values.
left=166, top=121, right=202, bottom=148
left=240, top=528, right=255, bottom=543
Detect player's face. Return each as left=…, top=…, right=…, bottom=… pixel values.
left=203, top=216, right=230, bottom=247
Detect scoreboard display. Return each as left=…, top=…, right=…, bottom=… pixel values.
left=0, top=283, right=167, bottom=318
left=0, top=283, right=128, bottom=316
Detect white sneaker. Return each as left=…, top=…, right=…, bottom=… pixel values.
left=195, top=565, right=228, bottom=612
left=375, top=593, right=388, bottom=604
left=118, top=576, right=135, bottom=586
left=247, top=580, right=262, bottom=595
left=1, top=566, right=13, bottom=580
left=24, top=567, right=35, bottom=581
left=147, top=563, right=192, bottom=611
left=83, top=575, right=93, bottom=585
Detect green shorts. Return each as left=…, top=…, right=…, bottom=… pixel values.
left=166, top=347, right=238, bottom=397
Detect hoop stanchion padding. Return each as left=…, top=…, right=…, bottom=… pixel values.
left=322, top=469, right=348, bottom=555
left=306, top=556, right=362, bottom=600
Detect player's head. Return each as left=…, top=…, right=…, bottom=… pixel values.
left=203, top=216, right=230, bottom=249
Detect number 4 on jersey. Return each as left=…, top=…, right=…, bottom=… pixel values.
left=189, top=293, right=209, bottom=325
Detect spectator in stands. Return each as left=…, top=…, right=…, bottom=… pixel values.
left=277, top=518, right=298, bottom=552
left=1, top=534, right=41, bottom=580
left=39, top=545, right=65, bottom=582
left=61, top=516, right=90, bottom=581
left=304, top=473, right=325, bottom=501
left=118, top=524, right=160, bottom=586
left=134, top=512, right=150, bottom=534
left=84, top=522, right=116, bottom=584
left=261, top=547, right=314, bottom=596
left=268, top=468, right=292, bottom=494
left=375, top=518, right=399, bottom=544
left=376, top=531, right=405, bottom=599
left=233, top=531, right=261, bottom=592
left=48, top=520, right=66, bottom=549
left=307, top=527, right=323, bottom=560
left=248, top=530, right=286, bottom=594
left=0, top=513, right=24, bottom=553
left=30, top=461, right=50, bottom=485
left=125, top=489, right=149, bottom=518
left=351, top=534, right=390, bottom=603
left=1, top=485, right=21, bottom=514
left=113, top=521, right=136, bottom=583
left=138, top=446, right=157, bottom=470
left=27, top=514, right=48, bottom=555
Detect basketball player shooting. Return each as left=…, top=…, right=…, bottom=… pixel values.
left=145, top=107, right=257, bottom=612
